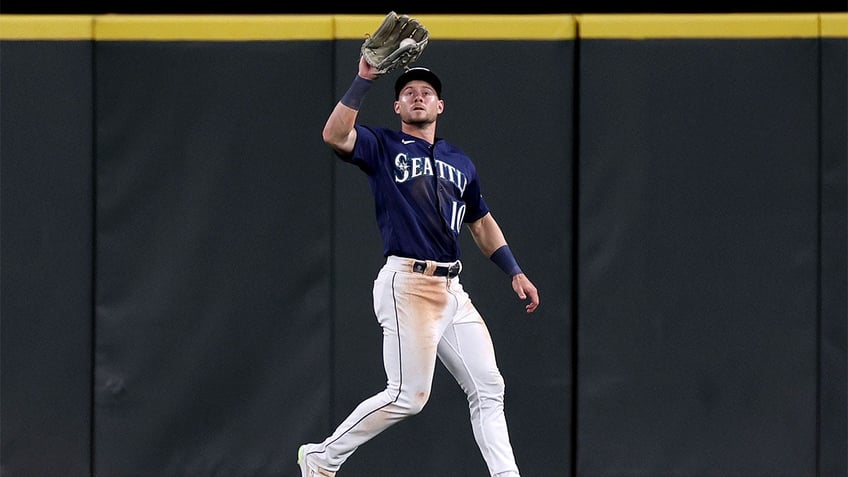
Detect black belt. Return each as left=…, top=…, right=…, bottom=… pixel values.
left=412, top=261, right=461, bottom=278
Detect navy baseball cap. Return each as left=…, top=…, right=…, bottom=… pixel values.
left=394, top=67, right=442, bottom=98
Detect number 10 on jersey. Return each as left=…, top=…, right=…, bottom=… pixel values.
left=450, top=201, right=466, bottom=234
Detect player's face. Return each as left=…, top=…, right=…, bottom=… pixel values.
left=394, top=81, right=443, bottom=125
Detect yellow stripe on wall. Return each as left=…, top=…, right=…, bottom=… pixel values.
left=2, top=13, right=843, bottom=41
left=0, top=15, right=93, bottom=39
left=334, top=14, right=576, bottom=40
left=820, top=13, right=848, bottom=37
left=578, top=14, right=820, bottom=39
left=94, top=15, right=334, bottom=41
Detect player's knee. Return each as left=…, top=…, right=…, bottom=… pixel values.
left=411, top=389, right=431, bottom=414
left=487, top=369, right=506, bottom=389
left=477, top=373, right=506, bottom=401
left=400, top=389, right=430, bottom=415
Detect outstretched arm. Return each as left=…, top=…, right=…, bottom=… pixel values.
left=322, top=57, right=378, bottom=156
left=467, top=213, right=540, bottom=313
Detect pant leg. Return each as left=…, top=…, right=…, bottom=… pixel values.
left=306, top=266, right=452, bottom=471
left=437, top=278, right=521, bottom=477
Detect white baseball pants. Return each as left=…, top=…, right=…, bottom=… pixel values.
left=303, top=256, right=520, bottom=477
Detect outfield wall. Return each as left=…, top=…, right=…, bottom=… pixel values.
left=1, top=13, right=845, bottom=477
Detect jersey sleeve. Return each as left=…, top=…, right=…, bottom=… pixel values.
left=341, top=125, right=381, bottom=173
left=461, top=169, right=490, bottom=223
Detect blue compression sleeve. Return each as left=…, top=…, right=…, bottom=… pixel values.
left=340, top=75, right=373, bottom=110
left=490, top=245, right=523, bottom=277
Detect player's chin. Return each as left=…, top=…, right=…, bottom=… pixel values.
left=402, top=114, right=435, bottom=126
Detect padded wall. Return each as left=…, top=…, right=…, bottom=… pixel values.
left=576, top=15, right=823, bottom=477
left=92, top=36, right=334, bottom=475
left=819, top=16, right=848, bottom=477
left=0, top=35, right=94, bottom=477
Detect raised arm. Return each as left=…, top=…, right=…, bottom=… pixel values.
left=467, top=213, right=540, bottom=313
left=322, top=57, right=378, bottom=156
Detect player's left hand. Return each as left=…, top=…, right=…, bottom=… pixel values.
left=357, top=56, right=379, bottom=81
left=511, top=273, right=539, bottom=313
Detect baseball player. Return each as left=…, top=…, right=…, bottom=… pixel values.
left=297, top=56, right=540, bottom=477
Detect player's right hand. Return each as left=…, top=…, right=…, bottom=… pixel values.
left=512, top=273, right=539, bottom=313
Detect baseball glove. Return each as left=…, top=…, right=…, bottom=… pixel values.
left=361, top=12, right=429, bottom=76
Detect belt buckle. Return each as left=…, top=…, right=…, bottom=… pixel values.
left=447, top=263, right=460, bottom=277
left=412, top=261, right=427, bottom=274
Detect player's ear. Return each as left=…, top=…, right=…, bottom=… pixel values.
left=437, top=99, right=444, bottom=114
left=394, top=101, right=401, bottom=114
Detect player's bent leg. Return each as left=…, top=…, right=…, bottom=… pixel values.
left=305, top=265, right=445, bottom=471
left=305, top=335, right=438, bottom=472
left=307, top=387, right=417, bottom=471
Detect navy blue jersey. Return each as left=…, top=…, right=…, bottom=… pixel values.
left=341, top=125, right=490, bottom=262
